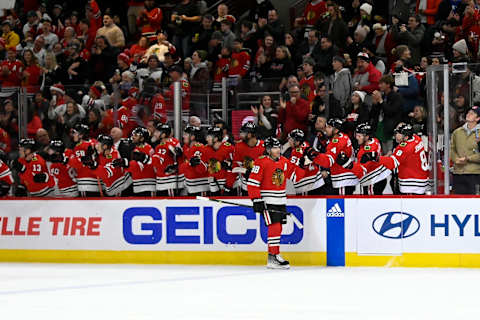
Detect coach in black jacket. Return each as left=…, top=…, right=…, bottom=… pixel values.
left=370, top=75, right=404, bottom=153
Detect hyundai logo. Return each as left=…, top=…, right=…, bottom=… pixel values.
left=372, top=212, right=420, bottom=239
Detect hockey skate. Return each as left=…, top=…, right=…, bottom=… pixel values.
left=267, top=253, right=290, bottom=269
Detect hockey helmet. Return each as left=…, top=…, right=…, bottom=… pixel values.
left=288, top=129, right=305, bottom=143
left=356, top=122, right=373, bottom=136
left=49, top=139, right=65, bottom=153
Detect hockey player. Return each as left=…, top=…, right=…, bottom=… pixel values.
left=287, top=129, right=324, bottom=194
left=178, top=125, right=209, bottom=195
left=48, top=140, right=78, bottom=197
left=69, top=123, right=99, bottom=196
left=127, top=127, right=156, bottom=196
left=355, top=123, right=390, bottom=195
left=202, top=126, right=235, bottom=195
left=366, top=123, right=430, bottom=194
left=247, top=137, right=304, bottom=269
left=305, top=118, right=363, bottom=195
left=152, top=123, right=182, bottom=196
left=233, top=122, right=265, bottom=195
left=0, top=150, right=13, bottom=196
left=11, top=138, right=55, bottom=197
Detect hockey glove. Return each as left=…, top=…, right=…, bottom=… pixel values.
left=33, top=173, right=48, bottom=183
left=252, top=198, right=267, bottom=214
left=360, top=152, right=378, bottom=164
left=298, top=156, right=306, bottom=169
left=0, top=181, right=10, bottom=197
left=336, top=152, right=353, bottom=169
left=14, top=184, right=27, bottom=197
left=11, top=159, right=26, bottom=173
left=189, top=156, right=201, bottom=167
left=304, top=147, right=319, bottom=161
left=112, top=158, right=129, bottom=168
left=165, top=163, right=178, bottom=175
left=132, top=151, right=150, bottom=164
left=174, top=147, right=183, bottom=157
left=221, top=160, right=232, bottom=171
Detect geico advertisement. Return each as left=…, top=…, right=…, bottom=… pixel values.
left=0, top=199, right=325, bottom=252
left=350, top=198, right=480, bottom=254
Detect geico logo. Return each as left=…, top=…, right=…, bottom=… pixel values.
left=430, top=214, right=480, bottom=237
left=326, top=212, right=345, bottom=218
left=372, top=212, right=420, bottom=239
left=123, top=206, right=304, bottom=245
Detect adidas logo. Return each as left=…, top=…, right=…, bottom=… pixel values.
left=327, top=203, right=345, bottom=217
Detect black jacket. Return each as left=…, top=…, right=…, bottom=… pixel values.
left=370, top=90, right=404, bottom=138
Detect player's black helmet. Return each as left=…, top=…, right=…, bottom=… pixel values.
left=240, top=122, right=256, bottom=134
left=327, top=118, right=343, bottom=130
left=132, top=126, right=150, bottom=141
left=49, top=140, right=65, bottom=153
left=19, top=138, right=36, bottom=150
left=73, top=123, right=90, bottom=138
left=395, top=123, right=413, bottom=138
left=288, top=129, right=305, bottom=143
left=156, top=123, right=172, bottom=136
left=207, top=126, right=223, bottom=141
left=356, top=122, right=373, bottom=136
left=264, top=137, right=281, bottom=151
left=98, top=134, right=114, bottom=148
left=184, top=125, right=202, bottom=141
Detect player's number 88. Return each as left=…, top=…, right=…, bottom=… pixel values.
left=251, top=165, right=260, bottom=174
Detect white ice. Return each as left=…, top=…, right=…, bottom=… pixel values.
left=0, top=263, right=478, bottom=320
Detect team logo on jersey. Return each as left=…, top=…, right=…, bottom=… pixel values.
left=208, top=158, right=221, bottom=174
left=271, top=168, right=285, bottom=186
left=400, top=142, right=407, bottom=147
left=332, top=138, right=339, bottom=143
left=232, top=59, right=239, bottom=67
left=224, top=142, right=231, bottom=147
left=307, top=10, right=316, bottom=21
left=243, top=157, right=254, bottom=170
left=364, top=145, right=371, bottom=151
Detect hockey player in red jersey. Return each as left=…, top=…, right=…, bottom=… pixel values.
left=355, top=123, right=390, bottom=195
left=202, top=127, right=235, bottom=195
left=305, top=118, right=364, bottom=195
left=128, top=127, right=156, bottom=196
left=248, top=137, right=305, bottom=269
left=69, top=124, right=100, bottom=196
left=287, top=129, right=324, bottom=194
left=152, top=123, right=183, bottom=196
left=178, top=126, right=209, bottom=195
left=0, top=150, right=13, bottom=196
left=48, top=140, right=78, bottom=197
left=0, top=127, right=11, bottom=153
left=366, top=124, right=430, bottom=194
left=11, top=139, right=55, bottom=197
left=233, top=122, right=265, bottom=195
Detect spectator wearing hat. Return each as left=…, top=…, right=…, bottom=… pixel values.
left=136, top=0, right=163, bottom=42
left=207, top=30, right=223, bottom=62
left=144, top=30, right=176, bottom=63
left=343, top=90, right=370, bottom=139
left=1, top=21, right=19, bottom=50
left=452, top=39, right=469, bottom=63
left=331, top=55, right=352, bottom=110
left=450, top=106, right=480, bottom=194
left=82, top=85, right=106, bottom=113
left=36, top=20, right=58, bottom=51
left=96, top=14, right=125, bottom=48
left=171, top=0, right=201, bottom=58
left=317, top=2, right=348, bottom=50
left=346, top=25, right=370, bottom=62
left=391, top=14, right=425, bottom=66
left=352, top=52, right=381, bottom=94
left=370, top=75, right=404, bottom=152
left=372, top=23, right=395, bottom=65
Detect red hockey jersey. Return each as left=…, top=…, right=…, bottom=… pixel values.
left=70, top=139, right=99, bottom=193
left=0, top=127, right=11, bottom=153
left=136, top=7, right=163, bottom=41
left=228, top=51, right=250, bottom=78
left=379, top=135, right=429, bottom=194
left=290, top=141, right=324, bottom=193
left=0, top=59, right=23, bottom=87
left=357, top=137, right=390, bottom=187
left=128, top=143, right=156, bottom=193
left=18, top=154, right=55, bottom=197
left=247, top=155, right=304, bottom=205
left=93, top=149, right=130, bottom=196
left=233, top=139, right=265, bottom=191
left=153, top=137, right=181, bottom=191
left=0, top=160, right=14, bottom=185
left=179, top=142, right=209, bottom=194
left=49, top=149, right=78, bottom=197
left=201, top=142, right=235, bottom=193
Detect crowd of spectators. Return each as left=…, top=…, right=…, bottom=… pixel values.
left=1, top=0, right=480, bottom=194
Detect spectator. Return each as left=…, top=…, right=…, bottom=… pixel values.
left=0, top=48, right=23, bottom=88
left=42, top=52, right=64, bottom=96
left=248, top=0, right=275, bottom=23
left=31, top=37, right=46, bottom=67
left=392, top=45, right=413, bottom=70
left=394, top=63, right=421, bottom=115
left=372, top=23, right=395, bottom=66
left=452, top=39, right=469, bottom=63
left=61, top=27, right=76, bottom=49
left=220, top=19, right=235, bottom=51
left=370, top=75, right=404, bottom=152
left=1, top=21, right=20, bottom=50
left=171, top=0, right=201, bottom=58
left=316, top=36, right=337, bottom=76
left=189, top=50, right=209, bottom=118
left=21, top=49, right=42, bottom=94
left=391, top=14, right=425, bottom=66
left=331, top=55, right=352, bottom=110
left=416, top=0, right=442, bottom=25
left=64, top=43, right=89, bottom=85
left=294, top=0, right=327, bottom=28
left=23, top=10, right=40, bottom=38
left=265, top=9, right=285, bottom=45
left=136, top=0, right=163, bottom=42
left=192, top=14, right=214, bottom=52
left=263, top=46, right=295, bottom=88
left=285, top=32, right=299, bottom=66
left=300, top=57, right=315, bottom=97
left=352, top=52, right=381, bottom=95
left=89, top=36, right=117, bottom=84
left=317, top=3, right=348, bottom=50
left=251, top=95, right=278, bottom=139
left=36, top=20, right=59, bottom=51
left=409, top=105, right=428, bottom=136
left=78, top=19, right=95, bottom=51
left=130, top=36, right=149, bottom=63
left=346, top=25, right=370, bottom=62
left=96, top=14, right=125, bottom=48
left=450, top=106, right=480, bottom=193
left=144, top=30, right=176, bottom=63
left=278, top=84, right=310, bottom=137
left=344, top=91, right=370, bottom=138
left=255, top=34, right=276, bottom=75
left=297, top=30, right=321, bottom=65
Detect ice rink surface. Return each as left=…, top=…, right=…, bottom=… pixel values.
left=0, top=263, right=478, bottom=320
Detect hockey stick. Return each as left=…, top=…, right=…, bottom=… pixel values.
left=196, top=196, right=303, bottom=229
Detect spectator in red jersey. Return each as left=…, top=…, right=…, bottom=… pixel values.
left=136, top=0, right=163, bottom=42
left=0, top=48, right=23, bottom=87
left=130, top=36, right=149, bottom=62
left=278, top=84, right=310, bottom=139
